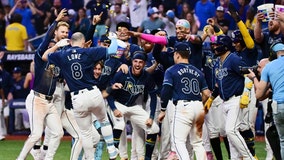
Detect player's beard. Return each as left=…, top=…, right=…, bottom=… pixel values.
left=132, top=67, right=142, bottom=76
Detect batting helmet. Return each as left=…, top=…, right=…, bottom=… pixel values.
left=213, top=35, right=232, bottom=54
left=231, top=30, right=243, bottom=43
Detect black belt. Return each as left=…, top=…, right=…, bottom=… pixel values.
left=73, top=86, right=94, bottom=95
left=34, top=91, right=53, bottom=101
left=57, top=78, right=64, bottom=83
left=223, top=94, right=241, bottom=101
left=173, top=100, right=191, bottom=105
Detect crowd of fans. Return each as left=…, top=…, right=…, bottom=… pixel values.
left=0, top=0, right=280, bottom=51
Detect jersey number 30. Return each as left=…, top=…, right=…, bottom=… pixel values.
left=181, top=77, right=200, bottom=95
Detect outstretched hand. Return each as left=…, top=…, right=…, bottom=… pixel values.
left=92, top=12, right=103, bottom=25
left=84, top=40, right=92, bottom=48
left=55, top=8, right=67, bottom=22
left=127, top=31, right=142, bottom=37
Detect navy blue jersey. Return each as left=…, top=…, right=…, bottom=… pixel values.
left=202, top=42, right=217, bottom=91
left=145, top=52, right=164, bottom=94
left=236, top=47, right=258, bottom=67
left=33, top=21, right=59, bottom=96
left=163, top=63, right=208, bottom=102
left=108, top=67, right=157, bottom=106
left=97, top=57, right=122, bottom=90
left=10, top=77, right=29, bottom=99
left=168, top=36, right=203, bottom=70
left=48, top=46, right=108, bottom=92
left=152, top=44, right=174, bottom=70
left=0, top=69, right=13, bottom=99
left=107, top=67, right=158, bottom=118
left=214, top=52, right=246, bottom=101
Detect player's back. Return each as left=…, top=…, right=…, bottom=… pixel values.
left=165, top=63, right=208, bottom=102
left=49, top=46, right=107, bottom=92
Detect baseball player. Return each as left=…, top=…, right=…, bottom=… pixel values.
left=204, top=35, right=256, bottom=160
left=46, top=31, right=121, bottom=160
left=228, top=4, right=260, bottom=157
left=201, top=29, right=230, bottom=159
left=115, top=21, right=143, bottom=160
left=158, top=42, right=210, bottom=160
left=16, top=9, right=68, bottom=160
left=130, top=29, right=165, bottom=160
left=31, top=16, right=85, bottom=160
left=91, top=34, right=129, bottom=160
left=106, top=51, right=160, bottom=160
left=128, top=20, right=204, bottom=159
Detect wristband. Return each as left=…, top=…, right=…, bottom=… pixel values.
left=252, top=76, right=256, bottom=81
left=106, top=86, right=113, bottom=94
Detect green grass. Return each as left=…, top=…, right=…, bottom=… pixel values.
left=0, top=138, right=267, bottom=160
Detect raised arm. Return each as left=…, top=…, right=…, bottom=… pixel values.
left=38, top=9, right=67, bottom=56
left=254, top=12, right=265, bottom=43
left=86, top=12, right=103, bottom=42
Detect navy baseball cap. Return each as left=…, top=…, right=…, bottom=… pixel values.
left=132, top=51, right=147, bottom=61
left=116, top=22, right=131, bottom=31
left=150, top=28, right=166, bottom=35
left=272, top=43, right=284, bottom=52
left=13, top=67, right=22, bottom=73
left=174, top=42, right=191, bottom=52
left=100, top=34, right=111, bottom=44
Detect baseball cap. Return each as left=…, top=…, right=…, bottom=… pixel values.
left=132, top=51, right=147, bottom=61
left=116, top=22, right=131, bottom=31
left=166, top=10, right=175, bottom=19
left=100, top=34, right=111, bottom=44
left=13, top=67, right=22, bottom=73
left=272, top=43, right=284, bottom=52
left=150, top=28, right=165, bottom=35
left=148, top=7, right=159, bottom=18
left=216, top=6, right=225, bottom=12
left=174, top=42, right=191, bottom=53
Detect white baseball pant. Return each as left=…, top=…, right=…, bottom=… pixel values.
left=171, top=100, right=206, bottom=160
left=43, top=82, right=83, bottom=160
left=220, top=95, right=255, bottom=160
left=18, top=91, right=63, bottom=160
left=71, top=86, right=116, bottom=160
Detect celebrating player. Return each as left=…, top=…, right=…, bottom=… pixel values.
left=205, top=35, right=256, bottom=160
left=16, top=9, right=68, bottom=160
left=158, top=42, right=210, bottom=159
left=106, top=51, right=160, bottom=160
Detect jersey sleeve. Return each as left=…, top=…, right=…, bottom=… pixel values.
left=260, top=64, right=270, bottom=83
left=89, top=47, right=108, bottom=61
left=107, top=71, right=124, bottom=111
left=199, top=72, right=209, bottom=91
left=48, top=52, right=62, bottom=67
left=162, top=69, right=174, bottom=87
left=231, top=54, right=247, bottom=75
left=146, top=74, right=158, bottom=94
